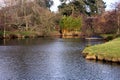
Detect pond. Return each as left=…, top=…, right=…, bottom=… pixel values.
left=0, top=38, right=120, bottom=80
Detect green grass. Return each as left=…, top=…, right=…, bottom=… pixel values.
left=100, top=34, right=115, bottom=38
left=18, top=31, right=35, bottom=36
left=83, top=38, right=120, bottom=58
left=100, top=34, right=116, bottom=40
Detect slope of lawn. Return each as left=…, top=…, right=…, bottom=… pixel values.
left=83, top=38, right=120, bottom=62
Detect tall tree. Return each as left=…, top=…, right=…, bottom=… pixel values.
left=115, top=2, right=120, bottom=34
left=85, top=0, right=106, bottom=16
left=58, top=0, right=86, bottom=16
left=58, top=0, right=106, bottom=16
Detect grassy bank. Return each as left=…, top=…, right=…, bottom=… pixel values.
left=0, top=31, right=61, bottom=39
left=100, top=34, right=116, bottom=40
left=83, top=38, right=120, bottom=62
left=0, top=31, right=41, bottom=39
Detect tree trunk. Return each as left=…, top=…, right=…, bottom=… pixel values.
left=117, top=10, right=120, bottom=35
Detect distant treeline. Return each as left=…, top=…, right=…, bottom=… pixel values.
left=0, top=0, right=120, bottom=39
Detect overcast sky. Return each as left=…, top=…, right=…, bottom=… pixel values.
left=50, top=0, right=120, bottom=12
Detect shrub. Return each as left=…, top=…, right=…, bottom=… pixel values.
left=59, top=16, right=82, bottom=31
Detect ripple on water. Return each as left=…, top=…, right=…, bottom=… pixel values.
left=0, top=38, right=119, bottom=80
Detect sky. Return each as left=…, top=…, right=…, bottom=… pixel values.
left=50, top=0, right=120, bottom=12
left=0, top=0, right=4, bottom=7
left=50, top=0, right=61, bottom=12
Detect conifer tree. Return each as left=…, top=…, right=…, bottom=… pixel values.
left=59, top=0, right=106, bottom=16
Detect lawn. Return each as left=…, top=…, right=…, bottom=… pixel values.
left=83, top=38, right=120, bottom=61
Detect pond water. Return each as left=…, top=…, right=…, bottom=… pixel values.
left=0, top=38, right=120, bottom=80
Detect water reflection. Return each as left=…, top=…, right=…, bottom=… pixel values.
left=0, top=38, right=119, bottom=80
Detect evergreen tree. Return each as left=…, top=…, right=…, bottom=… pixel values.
left=85, top=0, right=106, bottom=16
left=58, top=0, right=86, bottom=16
left=58, top=0, right=106, bottom=16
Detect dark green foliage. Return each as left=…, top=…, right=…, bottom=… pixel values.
left=58, top=3, right=72, bottom=16
left=45, top=0, right=54, bottom=9
left=85, top=0, right=106, bottom=16
left=58, top=0, right=86, bottom=16
left=58, top=0, right=106, bottom=16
